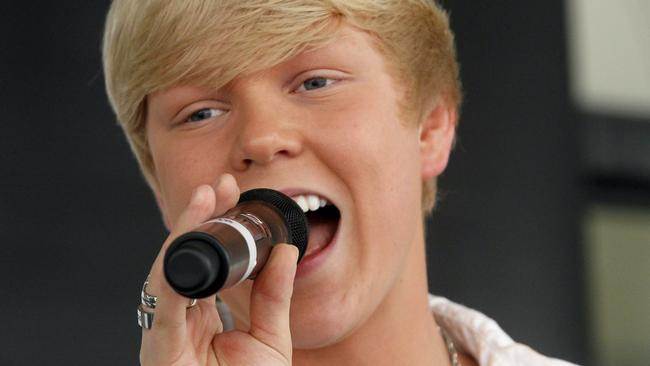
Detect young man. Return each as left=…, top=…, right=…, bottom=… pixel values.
left=103, top=1, right=578, bottom=365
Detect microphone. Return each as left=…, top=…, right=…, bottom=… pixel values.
left=163, top=188, right=309, bottom=298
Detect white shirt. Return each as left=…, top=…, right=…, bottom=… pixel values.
left=217, top=296, right=580, bottom=365
left=429, top=295, right=580, bottom=366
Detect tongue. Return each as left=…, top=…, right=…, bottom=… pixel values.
left=304, top=213, right=338, bottom=257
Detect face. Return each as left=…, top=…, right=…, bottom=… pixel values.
left=146, top=25, right=453, bottom=349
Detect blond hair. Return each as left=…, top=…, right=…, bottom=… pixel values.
left=102, top=0, right=461, bottom=212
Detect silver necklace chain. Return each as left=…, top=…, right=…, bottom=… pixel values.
left=439, top=326, right=461, bottom=366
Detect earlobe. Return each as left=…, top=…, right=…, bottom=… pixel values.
left=419, top=99, right=457, bottom=180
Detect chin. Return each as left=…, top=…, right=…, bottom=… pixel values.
left=289, top=301, right=357, bottom=349
left=288, top=279, right=375, bottom=350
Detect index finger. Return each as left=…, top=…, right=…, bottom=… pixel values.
left=145, top=174, right=240, bottom=330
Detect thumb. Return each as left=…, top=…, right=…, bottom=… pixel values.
left=248, top=243, right=299, bottom=359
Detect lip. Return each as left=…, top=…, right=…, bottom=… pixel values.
left=295, top=217, right=339, bottom=278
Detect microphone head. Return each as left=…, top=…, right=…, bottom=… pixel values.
left=238, top=188, right=309, bottom=262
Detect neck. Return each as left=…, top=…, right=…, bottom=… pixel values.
left=293, top=219, right=451, bottom=366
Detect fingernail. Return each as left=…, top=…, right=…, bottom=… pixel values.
left=190, top=185, right=203, bottom=203
left=217, top=173, right=231, bottom=184
left=215, top=174, right=224, bottom=188
left=290, top=245, right=300, bottom=262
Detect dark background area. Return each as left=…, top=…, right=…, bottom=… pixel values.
left=428, top=0, right=586, bottom=362
left=2, top=1, right=648, bottom=365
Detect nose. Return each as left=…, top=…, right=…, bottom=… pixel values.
left=230, top=97, right=304, bottom=171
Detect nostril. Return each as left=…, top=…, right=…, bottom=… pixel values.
left=233, top=130, right=304, bottom=169
left=240, top=158, right=253, bottom=170
left=276, top=149, right=291, bottom=157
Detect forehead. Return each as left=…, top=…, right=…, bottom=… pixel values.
left=150, top=25, right=390, bottom=100
left=141, top=11, right=343, bottom=97
left=237, top=26, right=381, bottom=81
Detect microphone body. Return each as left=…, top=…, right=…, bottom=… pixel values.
left=164, top=188, right=309, bottom=298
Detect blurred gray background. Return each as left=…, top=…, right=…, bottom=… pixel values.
left=1, top=1, right=648, bottom=365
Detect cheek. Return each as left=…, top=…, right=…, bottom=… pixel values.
left=151, top=136, right=224, bottom=223
left=314, top=93, right=422, bottom=259
left=321, top=99, right=421, bottom=195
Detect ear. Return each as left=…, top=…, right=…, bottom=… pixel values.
left=419, top=98, right=457, bottom=180
left=152, top=185, right=172, bottom=230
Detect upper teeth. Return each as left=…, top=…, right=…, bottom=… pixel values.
left=292, top=194, right=329, bottom=213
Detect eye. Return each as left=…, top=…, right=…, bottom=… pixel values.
left=186, top=108, right=226, bottom=123
left=296, top=77, right=336, bottom=92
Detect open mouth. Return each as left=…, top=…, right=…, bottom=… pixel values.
left=291, top=194, right=341, bottom=258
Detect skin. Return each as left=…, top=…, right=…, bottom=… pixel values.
left=141, top=25, right=476, bottom=365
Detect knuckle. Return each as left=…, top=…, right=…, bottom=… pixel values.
left=254, top=285, right=288, bottom=307
left=153, top=316, right=185, bottom=331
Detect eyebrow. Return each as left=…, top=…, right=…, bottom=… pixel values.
left=277, top=40, right=361, bottom=75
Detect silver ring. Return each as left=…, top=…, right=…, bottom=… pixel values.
left=141, top=276, right=157, bottom=308
left=141, top=275, right=197, bottom=309
left=137, top=304, right=154, bottom=329
left=137, top=276, right=198, bottom=330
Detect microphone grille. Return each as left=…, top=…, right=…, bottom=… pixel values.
left=238, top=188, right=309, bottom=261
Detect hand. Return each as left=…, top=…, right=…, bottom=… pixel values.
left=140, top=174, right=299, bottom=365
